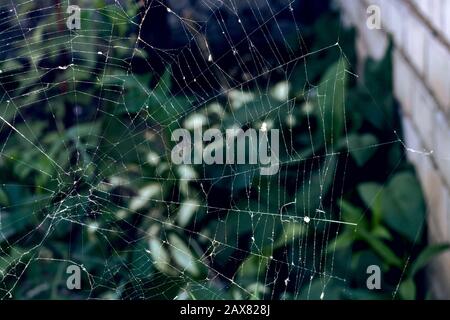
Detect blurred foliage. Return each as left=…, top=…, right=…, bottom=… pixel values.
left=0, top=1, right=448, bottom=300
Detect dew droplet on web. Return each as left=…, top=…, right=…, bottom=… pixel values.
left=261, top=122, right=267, bottom=132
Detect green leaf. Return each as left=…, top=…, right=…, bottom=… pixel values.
left=364, top=41, right=393, bottom=101
left=362, top=41, right=394, bottom=129
left=409, top=243, right=450, bottom=277
left=357, top=182, right=381, bottom=209
left=0, top=188, right=8, bottom=206
left=65, top=122, right=101, bottom=140
left=184, top=282, right=232, bottom=300
left=345, top=133, right=378, bottom=166
left=123, top=74, right=152, bottom=114
left=274, top=222, right=306, bottom=249
left=296, top=155, right=338, bottom=213
left=168, top=233, right=207, bottom=279
left=146, top=67, right=193, bottom=125
left=316, top=58, right=348, bottom=149
left=399, top=278, right=416, bottom=300
left=357, top=228, right=402, bottom=267
left=223, top=94, right=288, bottom=128
left=148, top=238, right=173, bottom=276
left=153, top=66, right=172, bottom=97
left=382, top=172, right=425, bottom=242
left=0, top=247, right=27, bottom=276
left=357, top=182, right=383, bottom=227
left=371, top=225, right=393, bottom=241
left=339, top=199, right=364, bottom=224
left=237, top=254, right=269, bottom=282
left=327, top=230, right=354, bottom=253
left=298, top=278, right=345, bottom=300
left=0, top=186, right=49, bottom=241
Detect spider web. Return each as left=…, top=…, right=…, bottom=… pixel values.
left=0, top=0, right=417, bottom=300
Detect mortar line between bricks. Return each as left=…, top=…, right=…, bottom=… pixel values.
left=360, top=0, right=450, bottom=53
left=398, top=0, right=450, bottom=53
left=388, top=40, right=450, bottom=192
left=402, top=109, right=450, bottom=193
left=396, top=41, right=450, bottom=121
left=357, top=0, right=450, bottom=120
left=348, top=0, right=450, bottom=191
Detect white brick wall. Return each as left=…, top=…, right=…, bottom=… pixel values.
left=426, top=36, right=450, bottom=112
left=336, top=0, right=450, bottom=299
